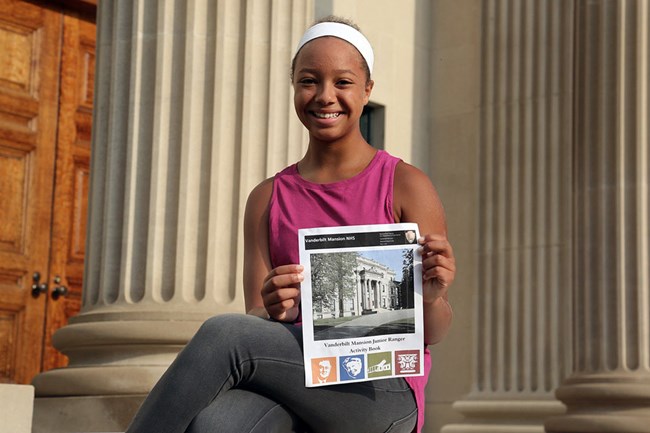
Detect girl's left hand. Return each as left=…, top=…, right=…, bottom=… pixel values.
left=418, top=234, right=456, bottom=303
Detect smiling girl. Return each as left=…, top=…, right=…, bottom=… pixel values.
left=126, top=16, right=455, bottom=433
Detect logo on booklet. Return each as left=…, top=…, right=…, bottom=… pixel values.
left=394, top=350, right=420, bottom=375
left=311, top=357, right=337, bottom=384
left=339, top=356, right=365, bottom=381
left=367, top=352, right=392, bottom=378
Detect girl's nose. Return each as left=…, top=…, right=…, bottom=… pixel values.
left=315, top=83, right=335, bottom=104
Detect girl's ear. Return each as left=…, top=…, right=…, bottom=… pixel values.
left=364, top=80, right=374, bottom=104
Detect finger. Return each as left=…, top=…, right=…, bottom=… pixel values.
left=262, top=287, right=301, bottom=305
left=266, top=297, right=299, bottom=314
left=418, top=234, right=451, bottom=249
left=262, top=273, right=304, bottom=295
left=422, top=254, right=455, bottom=273
left=263, top=264, right=304, bottom=284
left=266, top=298, right=300, bottom=321
left=419, top=240, right=453, bottom=256
left=418, top=234, right=447, bottom=245
left=423, top=266, right=455, bottom=286
left=268, top=306, right=299, bottom=322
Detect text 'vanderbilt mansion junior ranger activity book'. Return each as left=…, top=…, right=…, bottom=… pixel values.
left=298, top=223, right=424, bottom=387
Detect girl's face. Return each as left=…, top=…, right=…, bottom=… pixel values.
left=292, top=37, right=374, bottom=144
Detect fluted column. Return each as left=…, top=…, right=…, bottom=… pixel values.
left=546, top=1, right=650, bottom=432
left=443, top=1, right=574, bottom=431
left=33, top=0, right=311, bottom=401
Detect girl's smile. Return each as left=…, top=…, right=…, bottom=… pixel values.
left=312, top=111, right=341, bottom=119
left=310, top=110, right=343, bottom=127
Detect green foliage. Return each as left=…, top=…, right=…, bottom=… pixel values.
left=311, top=252, right=359, bottom=311
left=400, top=249, right=415, bottom=308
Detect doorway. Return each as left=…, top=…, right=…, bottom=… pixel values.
left=0, top=0, right=95, bottom=384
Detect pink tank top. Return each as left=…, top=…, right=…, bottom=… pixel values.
left=268, top=150, right=431, bottom=433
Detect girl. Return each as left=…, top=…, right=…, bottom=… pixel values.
left=126, top=16, right=455, bottom=433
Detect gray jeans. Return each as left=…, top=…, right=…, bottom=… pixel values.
left=126, top=314, right=417, bottom=433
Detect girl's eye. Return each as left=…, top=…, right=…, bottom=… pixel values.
left=337, top=80, right=353, bottom=86
left=299, top=78, right=316, bottom=85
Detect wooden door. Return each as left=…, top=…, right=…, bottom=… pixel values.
left=42, top=15, right=95, bottom=372
left=0, top=0, right=63, bottom=385
left=0, top=0, right=95, bottom=383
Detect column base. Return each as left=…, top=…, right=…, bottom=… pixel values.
left=545, top=373, right=650, bottom=433
left=442, top=397, right=566, bottom=433
left=32, top=315, right=206, bottom=396
left=33, top=395, right=144, bottom=433
left=32, top=365, right=168, bottom=396
left=442, top=426, right=545, bottom=433
left=545, top=414, right=650, bottom=433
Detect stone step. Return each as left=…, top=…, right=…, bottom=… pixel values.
left=0, top=383, right=34, bottom=433
left=32, top=395, right=142, bottom=433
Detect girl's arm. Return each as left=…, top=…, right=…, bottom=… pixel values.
left=243, top=179, right=303, bottom=322
left=393, top=162, right=456, bottom=345
left=243, top=179, right=273, bottom=318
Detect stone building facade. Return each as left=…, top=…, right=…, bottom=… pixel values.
left=316, top=255, right=399, bottom=319
left=356, top=256, right=399, bottom=312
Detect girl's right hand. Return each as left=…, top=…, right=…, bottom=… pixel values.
left=261, top=264, right=304, bottom=322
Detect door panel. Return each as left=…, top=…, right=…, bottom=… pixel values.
left=42, top=14, right=95, bottom=371
left=0, top=0, right=62, bottom=384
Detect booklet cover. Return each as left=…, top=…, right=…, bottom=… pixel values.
left=298, top=223, right=424, bottom=387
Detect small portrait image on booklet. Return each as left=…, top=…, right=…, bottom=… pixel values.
left=299, top=223, right=424, bottom=387
left=311, top=357, right=337, bottom=385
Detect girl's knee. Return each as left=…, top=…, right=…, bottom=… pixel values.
left=197, top=314, right=258, bottom=343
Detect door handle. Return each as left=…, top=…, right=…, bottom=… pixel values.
left=31, top=272, right=48, bottom=298
left=52, top=286, right=68, bottom=300
left=51, top=276, right=68, bottom=300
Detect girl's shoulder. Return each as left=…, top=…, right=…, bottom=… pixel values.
left=245, top=177, right=274, bottom=220
left=249, top=176, right=274, bottom=199
left=393, top=160, right=441, bottom=222
left=394, top=160, right=434, bottom=190
left=245, top=160, right=298, bottom=216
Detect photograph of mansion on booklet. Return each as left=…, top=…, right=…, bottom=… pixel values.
left=311, top=249, right=416, bottom=320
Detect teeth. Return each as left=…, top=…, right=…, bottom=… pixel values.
left=314, top=112, right=340, bottom=119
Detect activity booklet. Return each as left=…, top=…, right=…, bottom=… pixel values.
left=298, top=223, right=424, bottom=387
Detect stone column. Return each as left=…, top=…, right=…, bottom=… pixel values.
left=545, top=1, right=650, bottom=432
left=443, top=1, right=575, bottom=431
left=32, top=0, right=312, bottom=431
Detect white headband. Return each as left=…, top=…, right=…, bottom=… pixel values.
left=295, top=22, right=374, bottom=74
